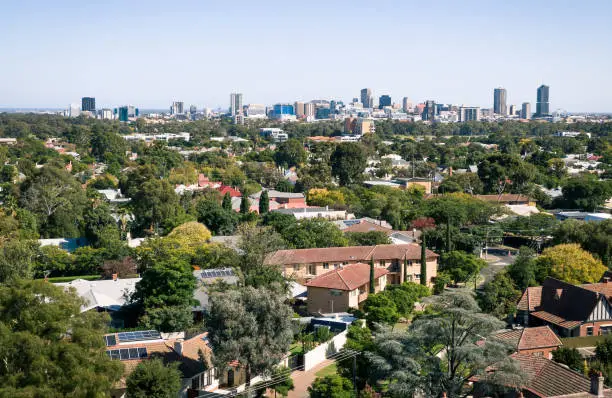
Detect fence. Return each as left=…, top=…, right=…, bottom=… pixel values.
left=303, top=329, right=348, bottom=371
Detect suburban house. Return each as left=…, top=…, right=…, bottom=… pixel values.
left=304, top=262, right=388, bottom=314
left=249, top=189, right=307, bottom=209
left=473, top=354, right=612, bottom=397
left=265, top=243, right=439, bottom=286
left=105, top=330, right=222, bottom=398
left=335, top=218, right=420, bottom=244
left=517, top=277, right=612, bottom=337
left=273, top=207, right=352, bottom=220
left=492, top=326, right=562, bottom=359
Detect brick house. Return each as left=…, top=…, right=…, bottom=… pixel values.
left=517, top=277, right=612, bottom=337
left=493, top=326, right=562, bottom=359
left=304, top=262, right=389, bottom=314
left=265, top=244, right=439, bottom=286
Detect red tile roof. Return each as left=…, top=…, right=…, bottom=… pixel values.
left=218, top=185, right=242, bottom=197
left=342, top=221, right=392, bottom=234
left=530, top=311, right=582, bottom=329
left=494, top=326, right=563, bottom=351
left=517, top=286, right=543, bottom=311
left=265, top=244, right=438, bottom=266
left=305, top=263, right=389, bottom=291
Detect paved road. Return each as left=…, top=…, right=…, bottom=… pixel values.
left=478, top=254, right=515, bottom=289
left=286, top=359, right=335, bottom=398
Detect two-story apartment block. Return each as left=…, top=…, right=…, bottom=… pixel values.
left=265, top=243, right=439, bottom=286
left=517, top=277, right=612, bottom=337
left=305, top=262, right=389, bottom=314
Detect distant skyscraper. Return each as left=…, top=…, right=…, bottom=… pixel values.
left=402, top=97, right=412, bottom=112
left=118, top=105, right=137, bottom=122
left=304, top=103, right=315, bottom=118
left=378, top=95, right=391, bottom=109
left=69, top=104, right=80, bottom=117
left=81, top=97, right=96, bottom=112
left=360, top=88, right=373, bottom=108
left=171, top=101, right=184, bottom=115
left=230, top=93, right=243, bottom=116
left=509, top=105, right=517, bottom=116
left=330, top=100, right=338, bottom=114
left=521, top=102, right=531, bottom=119
left=295, top=102, right=305, bottom=117
left=423, top=100, right=436, bottom=121
left=493, top=88, right=507, bottom=115
left=459, top=107, right=480, bottom=122
left=536, top=85, right=550, bottom=117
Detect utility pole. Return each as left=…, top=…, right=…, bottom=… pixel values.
left=352, top=355, right=357, bottom=398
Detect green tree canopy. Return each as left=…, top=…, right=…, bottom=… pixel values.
left=126, top=358, right=182, bottom=398
left=274, top=139, right=307, bottom=168
left=308, top=374, right=353, bottom=398
left=330, top=143, right=367, bottom=186
left=536, top=243, right=607, bottom=285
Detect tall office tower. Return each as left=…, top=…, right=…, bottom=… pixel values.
left=330, top=100, right=337, bottom=114
left=81, top=97, right=96, bottom=112
left=459, top=106, right=481, bottom=122
left=304, top=103, right=315, bottom=118
left=521, top=102, right=531, bottom=119
left=423, top=100, right=436, bottom=121
left=402, top=97, right=413, bottom=112
left=360, top=88, right=372, bottom=108
left=230, top=93, right=243, bottom=116
left=536, top=85, right=550, bottom=117
left=493, top=87, right=507, bottom=115
left=69, top=104, right=81, bottom=117
left=171, top=101, right=184, bottom=115
left=295, top=102, right=305, bottom=117
left=378, top=95, right=391, bottom=109
left=189, top=105, right=197, bottom=114
left=509, top=105, right=517, bottom=116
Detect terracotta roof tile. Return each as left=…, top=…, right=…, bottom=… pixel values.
left=266, top=244, right=438, bottom=266
left=530, top=311, right=582, bottom=329
left=305, top=263, right=389, bottom=291
left=517, top=286, right=542, bottom=311
left=342, top=221, right=391, bottom=234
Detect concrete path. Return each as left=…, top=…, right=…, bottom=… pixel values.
left=287, top=359, right=335, bottom=398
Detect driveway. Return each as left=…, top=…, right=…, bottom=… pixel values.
left=287, top=359, right=335, bottom=398
left=478, top=254, right=515, bottom=289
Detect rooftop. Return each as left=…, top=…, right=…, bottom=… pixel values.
left=305, top=262, right=388, bottom=291
left=494, top=326, right=563, bottom=351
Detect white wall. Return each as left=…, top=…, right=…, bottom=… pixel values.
left=303, top=330, right=348, bottom=371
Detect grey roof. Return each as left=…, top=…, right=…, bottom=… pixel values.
left=249, top=189, right=304, bottom=199
left=274, top=207, right=344, bottom=214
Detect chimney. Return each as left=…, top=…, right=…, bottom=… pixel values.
left=112, top=273, right=118, bottom=281
left=591, top=371, right=605, bottom=397
left=174, top=341, right=183, bottom=357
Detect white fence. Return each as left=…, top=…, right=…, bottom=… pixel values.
left=303, top=329, right=348, bottom=371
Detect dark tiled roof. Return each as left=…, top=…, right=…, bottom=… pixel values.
left=305, top=263, right=389, bottom=291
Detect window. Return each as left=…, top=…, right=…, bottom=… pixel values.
left=330, top=289, right=342, bottom=296
left=587, top=326, right=594, bottom=336
left=379, top=260, right=385, bottom=267
left=308, top=265, right=316, bottom=275
left=407, top=260, right=413, bottom=266
left=601, top=326, right=612, bottom=335
left=350, top=289, right=358, bottom=296
left=415, top=274, right=421, bottom=280
left=293, top=264, right=300, bottom=271
left=323, top=263, right=329, bottom=270
left=533, top=351, right=543, bottom=357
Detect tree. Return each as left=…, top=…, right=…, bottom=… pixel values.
left=259, top=190, right=270, bottom=214
left=552, top=347, right=584, bottom=372
left=207, top=286, right=293, bottom=386
left=337, top=324, right=374, bottom=390
left=281, top=219, right=348, bottom=249
left=222, top=192, right=232, bottom=211
left=270, top=366, right=294, bottom=397
left=132, top=178, right=190, bottom=235
left=366, top=291, right=525, bottom=397
left=441, top=251, right=486, bottom=286
left=560, top=175, right=612, bottom=211
left=553, top=219, right=612, bottom=267
left=412, top=217, right=435, bottom=285
left=0, top=279, right=123, bottom=395
left=274, top=139, right=307, bottom=168
left=308, top=375, right=354, bottom=398
left=196, top=198, right=239, bottom=236
left=363, top=292, right=399, bottom=326
left=536, top=243, right=607, bottom=285
left=330, top=143, right=367, bottom=186
left=478, top=271, right=521, bottom=319
left=166, top=221, right=212, bottom=253
left=346, top=231, right=391, bottom=246
left=20, top=166, right=88, bottom=237
left=307, top=188, right=346, bottom=207
left=126, top=359, right=182, bottom=398
left=238, top=224, right=285, bottom=275
left=506, top=247, right=538, bottom=289
left=131, top=258, right=197, bottom=332
left=240, top=194, right=250, bottom=214
left=0, top=239, right=39, bottom=283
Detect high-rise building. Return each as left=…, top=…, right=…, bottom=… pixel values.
left=536, top=85, right=550, bottom=117
left=100, top=108, right=113, bottom=120
left=245, top=104, right=266, bottom=118
left=69, top=104, right=81, bottom=117
left=330, top=100, right=338, bottom=114
left=81, top=97, right=96, bottom=112
left=304, top=103, right=315, bottom=118
left=423, top=100, right=436, bottom=121
left=295, top=102, right=305, bottom=117
left=378, top=95, right=391, bottom=109
left=402, top=97, right=413, bottom=113
left=118, top=105, right=137, bottom=122
left=272, top=104, right=296, bottom=121
left=493, top=88, right=507, bottom=115
left=459, top=107, right=481, bottom=122
left=521, top=102, right=531, bottom=119
left=360, top=88, right=373, bottom=108
left=230, top=93, right=243, bottom=116
left=171, top=101, right=184, bottom=115
left=509, top=105, right=517, bottom=116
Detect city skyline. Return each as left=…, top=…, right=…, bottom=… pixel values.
left=1, top=0, right=611, bottom=112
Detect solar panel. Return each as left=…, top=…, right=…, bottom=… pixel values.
left=116, top=330, right=161, bottom=343
left=106, top=347, right=148, bottom=361
left=104, top=335, right=117, bottom=346
left=201, top=268, right=235, bottom=280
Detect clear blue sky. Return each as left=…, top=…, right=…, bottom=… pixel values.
left=1, top=0, right=611, bottom=112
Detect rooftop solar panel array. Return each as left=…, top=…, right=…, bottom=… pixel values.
left=117, top=330, right=161, bottom=343
left=106, top=347, right=148, bottom=360
left=200, top=268, right=235, bottom=279
left=104, top=335, right=117, bottom=347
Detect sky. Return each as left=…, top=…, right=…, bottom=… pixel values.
left=1, top=0, right=611, bottom=112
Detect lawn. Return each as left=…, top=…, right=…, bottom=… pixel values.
left=561, top=335, right=609, bottom=348
left=315, top=363, right=337, bottom=378
left=290, top=343, right=303, bottom=355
